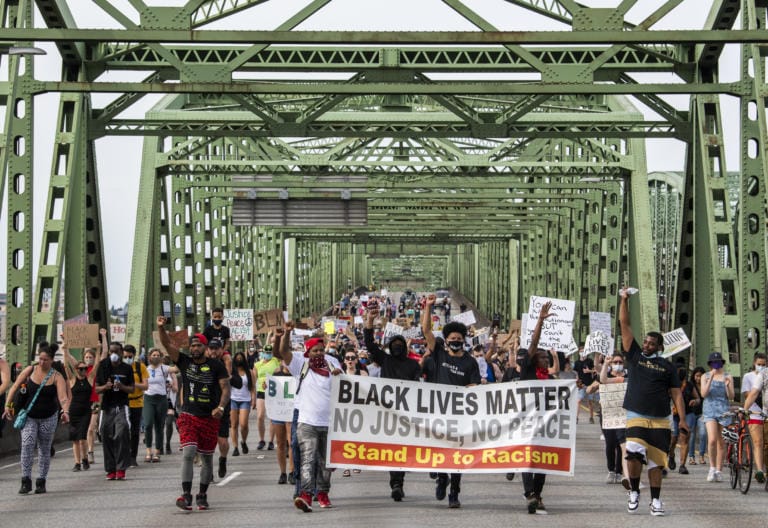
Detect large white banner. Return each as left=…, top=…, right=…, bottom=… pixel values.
left=327, top=375, right=577, bottom=475
left=520, top=296, right=576, bottom=352
left=265, top=376, right=297, bottom=422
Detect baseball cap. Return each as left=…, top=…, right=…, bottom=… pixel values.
left=209, top=338, right=223, bottom=349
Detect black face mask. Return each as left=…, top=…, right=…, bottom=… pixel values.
left=390, top=342, right=406, bottom=358
left=447, top=341, right=464, bottom=352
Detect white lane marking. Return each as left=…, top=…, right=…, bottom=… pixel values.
left=216, top=471, right=242, bottom=487
left=0, top=447, right=73, bottom=469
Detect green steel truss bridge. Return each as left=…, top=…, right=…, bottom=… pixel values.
left=1, top=1, right=766, bottom=374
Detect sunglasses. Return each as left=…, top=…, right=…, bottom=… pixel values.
left=345, top=356, right=357, bottom=360
left=77, top=367, right=87, bottom=371
left=612, top=361, right=624, bottom=365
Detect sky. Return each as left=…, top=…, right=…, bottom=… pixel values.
left=0, top=0, right=745, bottom=309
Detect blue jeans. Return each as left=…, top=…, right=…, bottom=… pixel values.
left=687, top=414, right=707, bottom=457
left=297, top=423, right=331, bottom=494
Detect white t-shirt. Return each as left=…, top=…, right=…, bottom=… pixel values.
left=231, top=373, right=251, bottom=402
left=288, top=353, right=340, bottom=427
left=145, top=365, right=169, bottom=396
left=746, top=369, right=768, bottom=417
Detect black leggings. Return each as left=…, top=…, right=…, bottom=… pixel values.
left=603, top=428, right=626, bottom=473
left=523, top=472, right=545, bottom=498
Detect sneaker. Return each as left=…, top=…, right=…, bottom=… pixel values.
left=268, top=442, right=275, bottom=451
left=391, top=485, right=404, bottom=502
left=241, top=441, right=249, bottom=454
left=429, top=472, right=438, bottom=479
left=257, top=440, right=266, bottom=450
left=535, top=496, right=548, bottom=515
left=88, top=451, right=95, bottom=464
left=505, top=472, right=515, bottom=481
left=606, top=471, right=617, bottom=484
left=195, top=493, right=209, bottom=510
left=278, top=473, right=287, bottom=484
left=342, top=469, right=351, bottom=477
left=317, top=491, right=332, bottom=508
left=72, top=463, right=81, bottom=472
left=678, top=465, right=689, bottom=475
left=714, top=471, right=723, bottom=482
left=706, top=468, right=716, bottom=482
left=435, top=475, right=448, bottom=501
left=128, top=457, right=139, bottom=468
left=288, top=473, right=296, bottom=485
left=81, top=459, right=90, bottom=471
left=661, top=468, right=668, bottom=478
left=115, top=470, right=126, bottom=480
left=668, top=455, right=676, bottom=471
left=294, top=492, right=313, bottom=512
left=448, top=493, right=461, bottom=508
left=627, top=491, right=640, bottom=514
left=527, top=495, right=538, bottom=514
left=218, top=457, right=227, bottom=479
left=176, top=493, right=193, bottom=511
left=755, top=471, right=765, bottom=483
left=650, top=498, right=665, bottom=516
left=105, top=472, right=116, bottom=480
left=232, top=447, right=240, bottom=457
left=688, top=456, right=697, bottom=465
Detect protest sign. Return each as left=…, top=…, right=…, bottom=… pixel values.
left=328, top=375, right=577, bottom=475
left=383, top=322, right=405, bottom=343
left=294, top=328, right=314, bottom=337
left=509, top=319, right=521, bottom=334
left=402, top=327, right=423, bottom=340
left=169, top=329, right=190, bottom=349
left=354, top=316, right=363, bottom=325
left=63, top=324, right=100, bottom=348
left=290, top=333, right=306, bottom=349
left=598, top=383, right=627, bottom=429
left=324, top=320, right=336, bottom=335
left=253, top=308, right=284, bottom=335
left=662, top=328, right=692, bottom=358
left=265, top=376, right=297, bottom=422
left=520, top=296, right=576, bottom=352
left=589, top=312, right=613, bottom=337
left=110, top=324, right=126, bottom=344
left=224, top=308, right=253, bottom=342
left=583, top=331, right=615, bottom=357
left=335, top=319, right=349, bottom=332
left=450, top=311, right=476, bottom=327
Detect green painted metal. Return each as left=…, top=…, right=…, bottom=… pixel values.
left=2, top=1, right=766, bottom=368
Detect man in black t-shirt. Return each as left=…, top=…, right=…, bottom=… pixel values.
left=95, top=342, right=135, bottom=480
left=422, top=294, right=481, bottom=509
left=619, top=287, right=687, bottom=517
left=157, top=317, right=230, bottom=512
left=203, top=307, right=231, bottom=352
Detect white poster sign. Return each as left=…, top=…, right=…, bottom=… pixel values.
left=450, top=311, right=477, bottom=327
left=588, top=311, right=613, bottom=337
left=520, top=296, right=576, bottom=352
left=265, top=376, right=297, bottom=422
left=223, top=308, right=254, bottom=341
left=662, top=328, right=692, bottom=358
left=583, top=330, right=615, bottom=357
left=110, top=324, right=126, bottom=344
left=598, top=383, right=627, bottom=429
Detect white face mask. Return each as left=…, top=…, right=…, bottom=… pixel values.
left=123, top=357, right=134, bottom=366
left=612, top=364, right=625, bottom=374
left=110, top=353, right=119, bottom=363
left=756, top=365, right=766, bottom=373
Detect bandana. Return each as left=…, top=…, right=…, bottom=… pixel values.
left=308, top=355, right=330, bottom=377
left=535, top=367, right=549, bottom=380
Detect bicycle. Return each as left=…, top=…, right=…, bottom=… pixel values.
left=721, top=407, right=753, bottom=494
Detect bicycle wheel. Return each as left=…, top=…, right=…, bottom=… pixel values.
left=739, top=437, right=753, bottom=494
left=729, top=444, right=738, bottom=489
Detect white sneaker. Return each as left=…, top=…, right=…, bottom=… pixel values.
left=714, top=470, right=723, bottom=482
left=650, top=498, right=665, bottom=516
left=707, top=468, right=716, bottom=482
left=606, top=471, right=617, bottom=484
left=627, top=491, right=640, bottom=514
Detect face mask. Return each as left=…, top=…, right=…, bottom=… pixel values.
left=212, top=319, right=223, bottom=326
left=612, top=364, right=624, bottom=374
left=123, top=357, right=134, bottom=365
left=260, top=353, right=273, bottom=361
left=710, top=361, right=723, bottom=370
left=85, top=358, right=94, bottom=366
left=150, top=356, right=161, bottom=366
left=235, top=359, right=247, bottom=367
left=390, top=342, right=406, bottom=358
left=359, top=358, right=367, bottom=365
left=110, top=353, right=119, bottom=363
left=328, top=348, right=336, bottom=355
left=756, top=365, right=766, bottom=373
left=447, top=341, right=464, bottom=352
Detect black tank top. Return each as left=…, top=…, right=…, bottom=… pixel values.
left=26, top=372, right=59, bottom=419
left=70, top=377, right=92, bottom=416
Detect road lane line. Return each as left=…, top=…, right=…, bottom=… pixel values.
left=1, top=447, right=73, bottom=469
left=216, top=471, right=242, bottom=486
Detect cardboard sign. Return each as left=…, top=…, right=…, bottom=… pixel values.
left=662, top=328, right=692, bottom=358
left=169, top=329, right=190, bottom=350
left=520, top=296, right=576, bottom=352
left=110, top=324, right=126, bottom=344
left=224, top=308, right=253, bottom=342
left=583, top=330, right=615, bottom=357
left=509, top=319, right=521, bottom=334
left=450, top=311, right=476, bottom=327
left=589, top=311, right=613, bottom=337
left=383, top=322, right=405, bottom=343
left=599, top=383, right=627, bottom=429
left=63, top=324, right=100, bottom=348
left=253, top=309, right=284, bottom=335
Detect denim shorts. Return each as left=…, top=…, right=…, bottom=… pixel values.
left=230, top=400, right=251, bottom=411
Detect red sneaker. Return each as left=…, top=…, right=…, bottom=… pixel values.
left=105, top=472, right=116, bottom=480
left=176, top=493, right=193, bottom=511
left=115, top=470, right=126, bottom=480
left=317, top=491, right=332, bottom=508
left=294, top=492, right=313, bottom=512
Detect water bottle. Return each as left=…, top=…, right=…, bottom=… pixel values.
left=113, top=375, right=121, bottom=391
